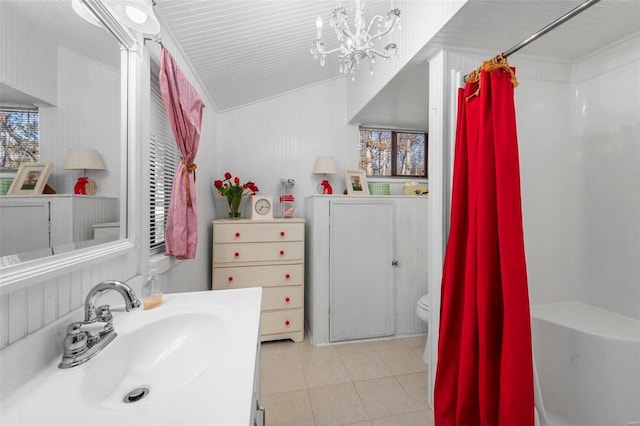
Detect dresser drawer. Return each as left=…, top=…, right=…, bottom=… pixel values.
left=261, top=308, right=303, bottom=335
left=213, top=241, right=303, bottom=264
left=213, top=264, right=303, bottom=289
left=262, top=286, right=303, bottom=311
left=214, top=222, right=304, bottom=243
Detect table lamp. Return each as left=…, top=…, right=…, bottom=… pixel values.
left=64, top=148, right=106, bottom=195
left=312, top=156, right=337, bottom=194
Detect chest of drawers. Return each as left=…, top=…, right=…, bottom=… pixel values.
left=212, top=219, right=305, bottom=342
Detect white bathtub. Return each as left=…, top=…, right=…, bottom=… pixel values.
left=531, top=302, right=640, bottom=426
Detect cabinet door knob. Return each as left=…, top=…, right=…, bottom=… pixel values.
left=280, top=231, right=285, bottom=237
left=285, top=320, right=290, bottom=326
left=234, top=252, right=240, bottom=257
left=235, top=232, right=240, bottom=238
left=285, top=297, right=290, bottom=303
left=279, top=250, right=285, bottom=256
left=285, top=273, right=290, bottom=279
left=228, top=276, right=233, bottom=282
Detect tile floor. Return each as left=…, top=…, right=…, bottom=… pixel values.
left=260, top=334, right=433, bottom=426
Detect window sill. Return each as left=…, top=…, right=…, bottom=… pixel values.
left=149, top=252, right=182, bottom=274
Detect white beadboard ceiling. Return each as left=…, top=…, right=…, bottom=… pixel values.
left=4, top=1, right=637, bottom=124
left=154, top=0, right=639, bottom=125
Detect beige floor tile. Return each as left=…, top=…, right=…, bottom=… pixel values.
left=261, top=389, right=315, bottom=426
left=344, top=421, right=373, bottom=426
left=334, top=340, right=379, bottom=356
left=299, top=342, right=339, bottom=362
left=341, top=351, right=393, bottom=381
left=353, top=376, right=417, bottom=420
left=377, top=346, right=427, bottom=375
left=261, top=339, right=302, bottom=363
left=395, top=372, right=429, bottom=410
left=401, top=335, right=427, bottom=348
left=308, top=382, right=369, bottom=426
left=261, top=356, right=307, bottom=395
left=370, top=410, right=433, bottom=426
left=371, top=337, right=413, bottom=352
left=302, top=355, right=351, bottom=388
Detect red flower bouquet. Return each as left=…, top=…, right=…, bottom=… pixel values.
left=214, top=172, right=259, bottom=218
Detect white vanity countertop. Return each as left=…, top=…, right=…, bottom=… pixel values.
left=1, top=288, right=262, bottom=426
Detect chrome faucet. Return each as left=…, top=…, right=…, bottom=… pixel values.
left=59, top=280, right=141, bottom=369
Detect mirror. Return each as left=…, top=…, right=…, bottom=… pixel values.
left=0, top=0, right=125, bottom=264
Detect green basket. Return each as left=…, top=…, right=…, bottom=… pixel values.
left=368, top=183, right=390, bottom=195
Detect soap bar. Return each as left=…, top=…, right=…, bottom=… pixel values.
left=143, top=294, right=163, bottom=310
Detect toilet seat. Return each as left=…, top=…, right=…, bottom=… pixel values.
left=417, top=294, right=430, bottom=311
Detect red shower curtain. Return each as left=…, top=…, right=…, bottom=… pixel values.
left=160, top=47, right=203, bottom=259
left=434, top=58, right=534, bottom=425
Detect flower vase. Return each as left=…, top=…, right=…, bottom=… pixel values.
left=227, top=194, right=243, bottom=219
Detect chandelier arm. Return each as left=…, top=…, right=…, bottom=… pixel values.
left=315, top=43, right=348, bottom=56
left=367, top=19, right=399, bottom=40
left=369, top=48, right=395, bottom=59
left=365, top=15, right=385, bottom=35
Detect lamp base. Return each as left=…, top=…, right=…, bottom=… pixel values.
left=318, top=179, right=333, bottom=195
left=74, top=177, right=97, bottom=195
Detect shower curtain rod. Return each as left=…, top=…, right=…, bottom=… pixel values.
left=502, top=0, right=601, bottom=58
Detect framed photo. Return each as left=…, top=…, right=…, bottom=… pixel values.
left=344, top=169, right=369, bottom=195
left=7, top=163, right=53, bottom=195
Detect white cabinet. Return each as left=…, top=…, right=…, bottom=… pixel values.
left=305, top=195, right=429, bottom=345
left=212, top=219, right=305, bottom=343
left=0, top=195, right=119, bottom=256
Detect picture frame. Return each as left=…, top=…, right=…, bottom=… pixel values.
left=7, top=163, right=53, bottom=195
left=344, top=169, right=369, bottom=195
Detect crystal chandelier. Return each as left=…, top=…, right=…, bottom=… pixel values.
left=311, top=0, right=401, bottom=80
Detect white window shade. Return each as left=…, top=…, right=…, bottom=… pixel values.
left=149, top=71, right=179, bottom=254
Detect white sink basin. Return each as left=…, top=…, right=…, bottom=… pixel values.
left=1, top=288, right=262, bottom=426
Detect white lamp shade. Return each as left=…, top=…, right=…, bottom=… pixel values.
left=312, top=156, right=337, bottom=175
left=64, top=148, right=106, bottom=171
left=105, top=0, right=160, bottom=34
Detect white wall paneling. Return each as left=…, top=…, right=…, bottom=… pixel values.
left=217, top=78, right=358, bottom=222
left=0, top=6, right=57, bottom=105
left=346, top=0, right=467, bottom=123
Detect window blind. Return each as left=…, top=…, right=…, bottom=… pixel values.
left=149, top=71, right=179, bottom=253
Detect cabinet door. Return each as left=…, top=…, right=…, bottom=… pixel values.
left=329, top=200, right=395, bottom=342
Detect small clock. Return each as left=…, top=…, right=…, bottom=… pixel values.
left=250, top=195, right=273, bottom=220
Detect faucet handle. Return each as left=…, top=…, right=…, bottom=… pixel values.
left=97, top=305, right=113, bottom=322
left=62, top=322, right=88, bottom=358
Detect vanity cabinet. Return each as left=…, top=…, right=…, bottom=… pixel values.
left=304, top=195, right=429, bottom=345
left=212, top=219, right=305, bottom=342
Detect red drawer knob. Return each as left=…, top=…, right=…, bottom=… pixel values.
left=285, top=320, right=290, bottom=326
left=235, top=232, right=240, bottom=238
left=228, top=276, right=233, bottom=282
left=279, top=250, right=285, bottom=256
left=280, top=231, right=285, bottom=237
left=285, top=274, right=290, bottom=279
left=285, top=297, right=290, bottom=303
left=234, top=252, right=240, bottom=257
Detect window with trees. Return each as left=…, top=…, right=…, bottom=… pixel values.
left=0, top=107, right=39, bottom=170
left=359, top=127, right=427, bottom=178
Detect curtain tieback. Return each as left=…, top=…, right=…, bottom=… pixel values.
left=182, top=158, right=197, bottom=207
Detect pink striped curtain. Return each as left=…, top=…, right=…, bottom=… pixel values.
left=159, top=47, right=203, bottom=259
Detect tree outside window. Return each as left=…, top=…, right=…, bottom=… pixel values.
left=359, top=127, right=427, bottom=178
left=0, top=107, right=39, bottom=170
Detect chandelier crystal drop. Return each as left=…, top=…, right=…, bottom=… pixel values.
left=311, top=0, right=400, bottom=80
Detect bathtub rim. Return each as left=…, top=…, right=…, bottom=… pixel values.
left=530, top=301, right=640, bottom=342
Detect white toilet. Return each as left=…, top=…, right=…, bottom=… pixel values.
left=416, top=294, right=430, bottom=364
